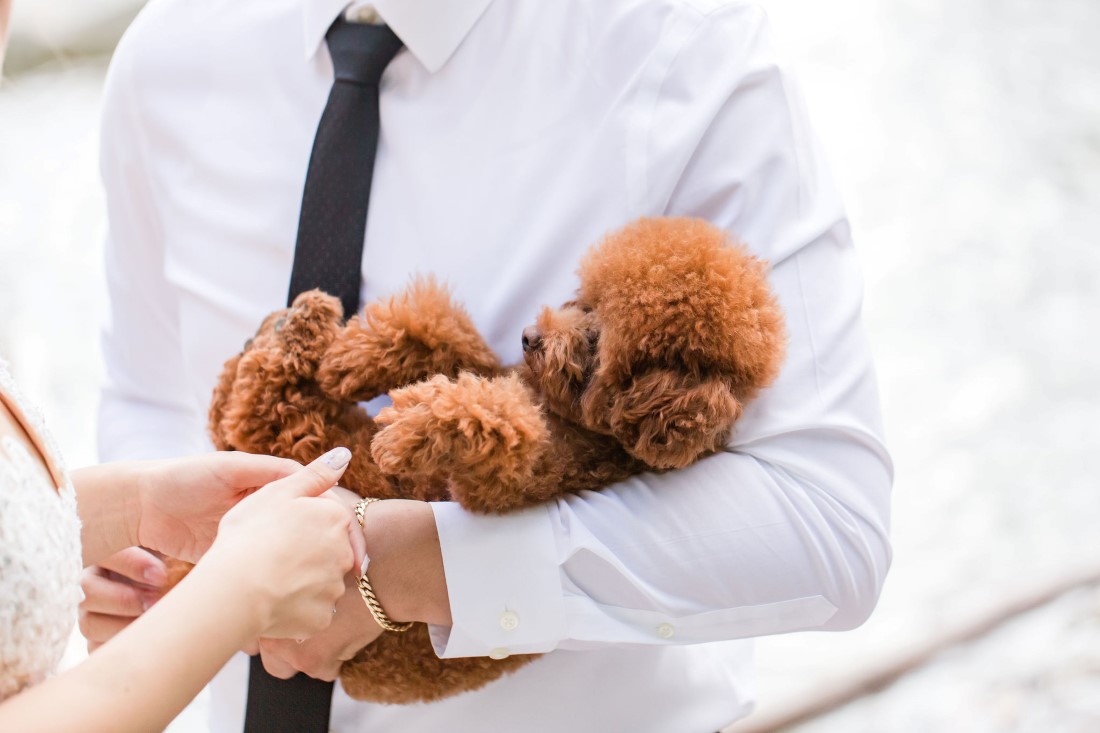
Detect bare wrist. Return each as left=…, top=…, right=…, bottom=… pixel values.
left=70, top=461, right=147, bottom=562
left=358, top=499, right=451, bottom=626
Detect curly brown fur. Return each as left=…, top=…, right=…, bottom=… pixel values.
left=373, top=373, right=557, bottom=513
left=578, top=217, right=785, bottom=398
left=317, top=277, right=502, bottom=403
left=201, top=217, right=785, bottom=705
left=201, top=286, right=524, bottom=704
left=574, top=217, right=785, bottom=467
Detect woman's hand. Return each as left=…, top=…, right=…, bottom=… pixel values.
left=197, top=447, right=362, bottom=638
left=78, top=450, right=366, bottom=649
left=72, top=451, right=302, bottom=567
left=133, top=451, right=303, bottom=562
left=254, top=496, right=452, bottom=682
left=78, top=547, right=168, bottom=651
left=256, top=572, right=385, bottom=681
left=251, top=485, right=383, bottom=680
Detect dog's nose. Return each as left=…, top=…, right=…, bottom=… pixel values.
left=522, top=326, right=543, bottom=353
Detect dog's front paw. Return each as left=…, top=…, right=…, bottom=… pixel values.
left=371, top=404, right=447, bottom=480
left=371, top=374, right=549, bottom=495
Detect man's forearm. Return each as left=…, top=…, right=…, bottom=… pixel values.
left=356, top=499, right=452, bottom=626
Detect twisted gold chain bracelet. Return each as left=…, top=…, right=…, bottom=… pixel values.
left=354, top=497, right=413, bottom=633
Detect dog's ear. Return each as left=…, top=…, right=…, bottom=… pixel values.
left=590, top=371, right=741, bottom=470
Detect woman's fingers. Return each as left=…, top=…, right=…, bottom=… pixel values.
left=97, top=546, right=168, bottom=588
left=78, top=548, right=167, bottom=651
left=323, top=486, right=367, bottom=570
left=205, top=447, right=359, bottom=640
left=263, top=447, right=352, bottom=499
left=258, top=640, right=301, bottom=680
left=215, top=451, right=301, bottom=489
left=252, top=505, right=356, bottom=638
left=257, top=637, right=343, bottom=682
left=78, top=610, right=136, bottom=650
left=80, top=568, right=158, bottom=616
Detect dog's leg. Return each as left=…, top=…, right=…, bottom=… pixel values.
left=317, top=278, right=502, bottom=403
left=371, top=373, right=563, bottom=513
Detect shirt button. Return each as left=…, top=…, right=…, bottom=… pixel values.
left=499, top=611, right=520, bottom=631
left=489, top=647, right=511, bottom=660
left=350, top=5, right=379, bottom=23
left=656, top=623, right=674, bottom=639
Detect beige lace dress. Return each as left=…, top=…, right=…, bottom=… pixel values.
left=0, top=361, right=83, bottom=701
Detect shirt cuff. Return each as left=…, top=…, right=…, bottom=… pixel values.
left=427, top=501, right=566, bottom=659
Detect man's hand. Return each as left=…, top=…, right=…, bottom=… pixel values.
left=257, top=572, right=384, bottom=681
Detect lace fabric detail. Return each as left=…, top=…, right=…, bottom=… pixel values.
left=0, top=360, right=83, bottom=701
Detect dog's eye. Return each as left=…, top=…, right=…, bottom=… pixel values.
left=243, top=337, right=254, bottom=351
left=273, top=317, right=287, bottom=333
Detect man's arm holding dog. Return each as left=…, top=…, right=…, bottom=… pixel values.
left=260, top=6, right=891, bottom=678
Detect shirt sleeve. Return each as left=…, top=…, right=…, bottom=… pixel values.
left=428, top=4, right=893, bottom=660
left=97, top=33, right=208, bottom=463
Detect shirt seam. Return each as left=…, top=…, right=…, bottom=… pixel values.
left=116, top=47, right=169, bottom=281
left=627, top=9, right=711, bottom=215
left=640, top=3, right=769, bottom=214
left=794, top=251, right=826, bottom=403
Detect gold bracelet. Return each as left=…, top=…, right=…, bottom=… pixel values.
left=354, top=497, right=413, bottom=633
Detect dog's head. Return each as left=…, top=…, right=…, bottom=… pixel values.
left=209, top=290, right=346, bottom=451
left=522, top=218, right=786, bottom=469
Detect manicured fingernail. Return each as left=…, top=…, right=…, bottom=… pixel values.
left=321, top=447, right=352, bottom=470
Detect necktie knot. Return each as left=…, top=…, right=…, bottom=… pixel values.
left=326, top=17, right=403, bottom=86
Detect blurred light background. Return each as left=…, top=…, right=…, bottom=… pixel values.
left=2, top=1, right=1098, bottom=731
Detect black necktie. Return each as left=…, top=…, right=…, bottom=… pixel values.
left=286, top=17, right=404, bottom=317
left=244, top=17, right=402, bottom=733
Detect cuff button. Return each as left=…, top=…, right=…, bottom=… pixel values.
left=656, top=623, right=674, bottom=639
left=499, top=611, right=520, bottom=631
left=489, top=647, right=511, bottom=660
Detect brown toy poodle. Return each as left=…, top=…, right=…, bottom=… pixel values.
left=204, top=216, right=786, bottom=704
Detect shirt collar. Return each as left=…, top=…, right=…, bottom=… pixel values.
left=303, top=0, right=493, bottom=73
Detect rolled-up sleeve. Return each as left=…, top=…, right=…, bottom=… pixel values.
left=429, top=3, right=892, bottom=660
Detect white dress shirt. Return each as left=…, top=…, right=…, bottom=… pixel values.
left=97, top=0, right=893, bottom=731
